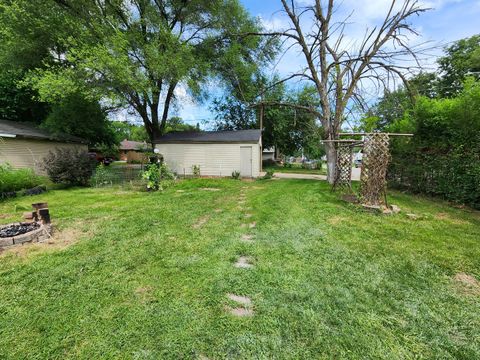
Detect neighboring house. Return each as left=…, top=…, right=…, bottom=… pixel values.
left=155, top=129, right=262, bottom=177
left=0, top=120, right=88, bottom=174
left=119, top=139, right=147, bottom=161
left=262, top=147, right=276, bottom=162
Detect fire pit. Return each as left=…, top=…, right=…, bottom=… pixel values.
left=0, top=203, right=52, bottom=249
left=0, top=222, right=40, bottom=238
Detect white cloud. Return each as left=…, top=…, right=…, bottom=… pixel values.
left=259, top=15, right=290, bottom=31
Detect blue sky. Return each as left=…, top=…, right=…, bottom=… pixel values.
left=174, top=0, right=480, bottom=127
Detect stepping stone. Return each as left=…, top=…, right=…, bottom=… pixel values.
left=241, top=234, right=254, bottom=242
left=227, top=293, right=252, bottom=306
left=238, top=200, right=246, bottom=205
left=226, top=306, right=254, bottom=317
left=176, top=190, right=185, bottom=193
left=199, top=188, right=220, bottom=192
left=249, top=222, right=256, bottom=229
left=244, top=213, right=252, bottom=218
left=234, top=256, right=253, bottom=269
left=390, top=204, right=401, bottom=214
left=214, top=209, right=222, bottom=213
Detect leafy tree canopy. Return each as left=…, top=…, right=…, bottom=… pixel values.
left=437, top=34, right=480, bottom=97
left=110, top=121, right=149, bottom=144
left=42, top=93, right=116, bottom=146
left=5, top=0, right=277, bottom=144
left=0, top=70, right=49, bottom=123
left=165, top=117, right=200, bottom=133
left=0, top=0, right=117, bottom=144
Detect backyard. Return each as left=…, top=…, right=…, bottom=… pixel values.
left=0, top=178, right=479, bottom=359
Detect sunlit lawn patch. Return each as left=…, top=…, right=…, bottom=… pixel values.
left=0, top=179, right=479, bottom=358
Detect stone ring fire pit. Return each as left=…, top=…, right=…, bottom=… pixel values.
left=0, top=203, right=52, bottom=249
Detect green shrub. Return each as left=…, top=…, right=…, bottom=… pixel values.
left=42, top=148, right=96, bottom=186
left=0, top=164, right=43, bottom=193
left=141, top=163, right=175, bottom=191
left=388, top=80, right=480, bottom=209
left=91, top=164, right=111, bottom=187
left=284, top=162, right=292, bottom=168
left=260, top=169, right=274, bottom=180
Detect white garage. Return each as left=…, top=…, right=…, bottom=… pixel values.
left=155, top=129, right=262, bottom=178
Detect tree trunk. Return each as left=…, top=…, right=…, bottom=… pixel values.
left=325, top=141, right=337, bottom=184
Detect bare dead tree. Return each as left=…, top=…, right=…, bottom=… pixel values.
left=249, top=0, right=430, bottom=183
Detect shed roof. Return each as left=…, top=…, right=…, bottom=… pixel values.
left=154, top=129, right=261, bottom=144
left=0, top=120, right=87, bottom=144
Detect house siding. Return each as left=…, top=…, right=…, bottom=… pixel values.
left=0, top=138, right=88, bottom=174
left=155, top=142, right=261, bottom=177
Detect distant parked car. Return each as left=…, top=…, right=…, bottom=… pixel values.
left=354, top=151, right=363, bottom=168
left=88, top=152, right=113, bottom=166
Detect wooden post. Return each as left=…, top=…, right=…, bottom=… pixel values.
left=259, top=103, right=264, bottom=173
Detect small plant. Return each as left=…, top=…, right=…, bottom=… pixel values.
left=91, top=164, right=112, bottom=187
left=260, top=169, right=274, bottom=180
left=192, top=165, right=201, bottom=177
left=142, top=163, right=175, bottom=191
left=42, top=148, right=96, bottom=186
left=231, top=170, right=241, bottom=180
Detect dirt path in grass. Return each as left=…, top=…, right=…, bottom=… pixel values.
left=269, top=167, right=361, bottom=181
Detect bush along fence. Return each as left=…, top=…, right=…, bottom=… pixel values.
left=388, top=146, right=480, bottom=209
left=387, top=82, right=480, bottom=209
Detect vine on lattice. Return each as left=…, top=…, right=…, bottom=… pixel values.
left=333, top=145, right=353, bottom=191
left=359, top=133, right=390, bottom=206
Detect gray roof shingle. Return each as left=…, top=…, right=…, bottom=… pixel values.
left=154, top=129, right=261, bottom=144
left=119, top=139, right=147, bottom=150
left=0, top=120, right=87, bottom=144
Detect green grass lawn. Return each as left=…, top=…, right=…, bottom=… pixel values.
left=264, top=164, right=327, bottom=175
left=0, top=179, right=479, bottom=359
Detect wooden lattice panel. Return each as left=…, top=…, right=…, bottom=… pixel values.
left=333, top=145, right=353, bottom=191
left=360, top=133, right=390, bottom=206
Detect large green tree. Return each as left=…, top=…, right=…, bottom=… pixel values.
left=0, top=70, right=49, bottom=123
left=360, top=35, right=480, bottom=133
left=11, top=0, right=275, bottom=145
left=42, top=94, right=116, bottom=146
left=438, top=34, right=480, bottom=97
left=0, top=0, right=117, bottom=145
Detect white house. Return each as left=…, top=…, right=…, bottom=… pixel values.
left=0, top=120, right=88, bottom=174
left=155, top=129, right=262, bottom=177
